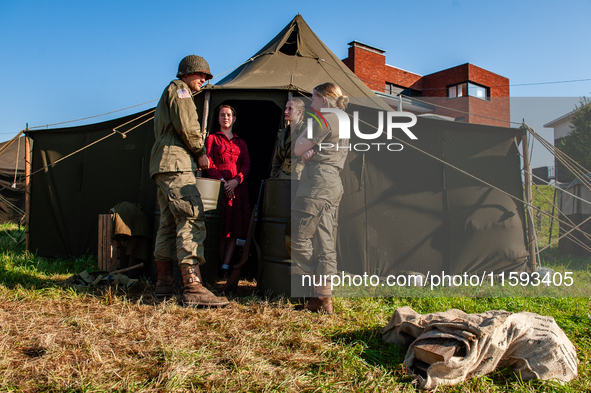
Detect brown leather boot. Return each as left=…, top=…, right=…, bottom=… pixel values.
left=305, top=284, right=333, bottom=314
left=155, top=260, right=175, bottom=299
left=181, top=266, right=229, bottom=307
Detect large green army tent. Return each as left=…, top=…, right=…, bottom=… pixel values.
left=193, top=14, right=393, bottom=211
left=25, top=14, right=529, bottom=278
left=193, top=14, right=528, bottom=277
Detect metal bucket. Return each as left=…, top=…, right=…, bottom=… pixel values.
left=257, top=179, right=307, bottom=298
left=198, top=178, right=223, bottom=283
left=151, top=177, right=223, bottom=285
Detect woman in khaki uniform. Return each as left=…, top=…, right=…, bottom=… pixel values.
left=269, top=98, right=306, bottom=180
left=290, top=82, right=349, bottom=314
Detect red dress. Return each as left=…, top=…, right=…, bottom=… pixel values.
left=205, top=131, right=251, bottom=238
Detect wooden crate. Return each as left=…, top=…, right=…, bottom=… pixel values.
left=98, top=214, right=119, bottom=272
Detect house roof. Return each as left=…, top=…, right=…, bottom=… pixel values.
left=543, top=110, right=575, bottom=128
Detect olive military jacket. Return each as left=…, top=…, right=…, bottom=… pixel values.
left=270, top=121, right=306, bottom=180
left=307, top=112, right=348, bottom=170
left=149, top=79, right=206, bottom=177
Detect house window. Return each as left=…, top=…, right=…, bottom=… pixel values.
left=385, top=82, right=422, bottom=97
left=468, top=83, right=488, bottom=99
left=385, top=83, right=402, bottom=95
left=448, top=83, right=467, bottom=99
left=448, top=82, right=489, bottom=100
left=401, top=88, right=422, bottom=98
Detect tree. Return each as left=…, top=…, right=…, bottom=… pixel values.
left=557, top=96, right=591, bottom=181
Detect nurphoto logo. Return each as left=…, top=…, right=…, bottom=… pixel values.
left=306, top=108, right=418, bottom=152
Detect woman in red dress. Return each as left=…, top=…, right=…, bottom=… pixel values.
left=205, top=105, right=251, bottom=275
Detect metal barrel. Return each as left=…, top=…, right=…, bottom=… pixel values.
left=257, top=179, right=306, bottom=298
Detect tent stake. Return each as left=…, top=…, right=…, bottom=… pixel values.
left=521, top=125, right=537, bottom=272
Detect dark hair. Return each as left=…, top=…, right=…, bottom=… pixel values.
left=217, top=104, right=237, bottom=117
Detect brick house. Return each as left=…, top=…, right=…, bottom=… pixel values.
left=342, top=41, right=510, bottom=127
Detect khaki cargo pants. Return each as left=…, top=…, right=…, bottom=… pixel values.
left=153, top=172, right=206, bottom=266
left=289, top=197, right=339, bottom=277
left=288, top=163, right=342, bottom=278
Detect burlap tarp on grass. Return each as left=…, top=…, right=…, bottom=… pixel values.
left=381, top=306, right=578, bottom=389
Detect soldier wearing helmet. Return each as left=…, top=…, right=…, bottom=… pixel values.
left=149, top=55, right=228, bottom=307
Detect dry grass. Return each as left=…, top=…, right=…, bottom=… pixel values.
left=0, top=280, right=408, bottom=393
left=1, top=222, right=590, bottom=392
left=1, top=279, right=589, bottom=392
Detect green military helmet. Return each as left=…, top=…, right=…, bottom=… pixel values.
left=177, top=55, right=213, bottom=80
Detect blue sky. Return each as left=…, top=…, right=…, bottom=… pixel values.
left=1, top=0, right=590, bottom=167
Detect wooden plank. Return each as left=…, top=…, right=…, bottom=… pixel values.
left=522, top=127, right=538, bottom=271
left=98, top=214, right=118, bottom=272
left=414, top=338, right=462, bottom=364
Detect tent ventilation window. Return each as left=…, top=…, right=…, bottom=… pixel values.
left=279, top=28, right=298, bottom=56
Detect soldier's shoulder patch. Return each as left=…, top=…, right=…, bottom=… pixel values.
left=177, top=88, right=191, bottom=99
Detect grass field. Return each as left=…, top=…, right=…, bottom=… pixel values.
left=1, top=186, right=590, bottom=392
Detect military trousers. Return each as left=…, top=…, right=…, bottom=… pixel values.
left=290, top=198, right=340, bottom=277
left=153, top=172, right=206, bottom=267
left=289, top=162, right=343, bottom=279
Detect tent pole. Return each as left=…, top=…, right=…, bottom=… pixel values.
left=548, top=187, right=557, bottom=245
left=24, top=134, right=31, bottom=251
left=286, top=92, right=293, bottom=129
left=197, top=91, right=211, bottom=178
left=202, top=91, right=211, bottom=137
left=521, top=126, right=537, bottom=272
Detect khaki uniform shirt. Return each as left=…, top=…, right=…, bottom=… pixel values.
left=307, top=112, right=349, bottom=170
left=296, top=112, right=348, bottom=202
left=149, top=79, right=206, bottom=177
left=270, top=121, right=306, bottom=180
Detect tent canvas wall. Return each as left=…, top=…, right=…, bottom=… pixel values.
left=26, top=109, right=156, bottom=257
left=0, top=136, right=26, bottom=224
left=25, top=14, right=529, bottom=278
left=338, top=116, right=528, bottom=276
